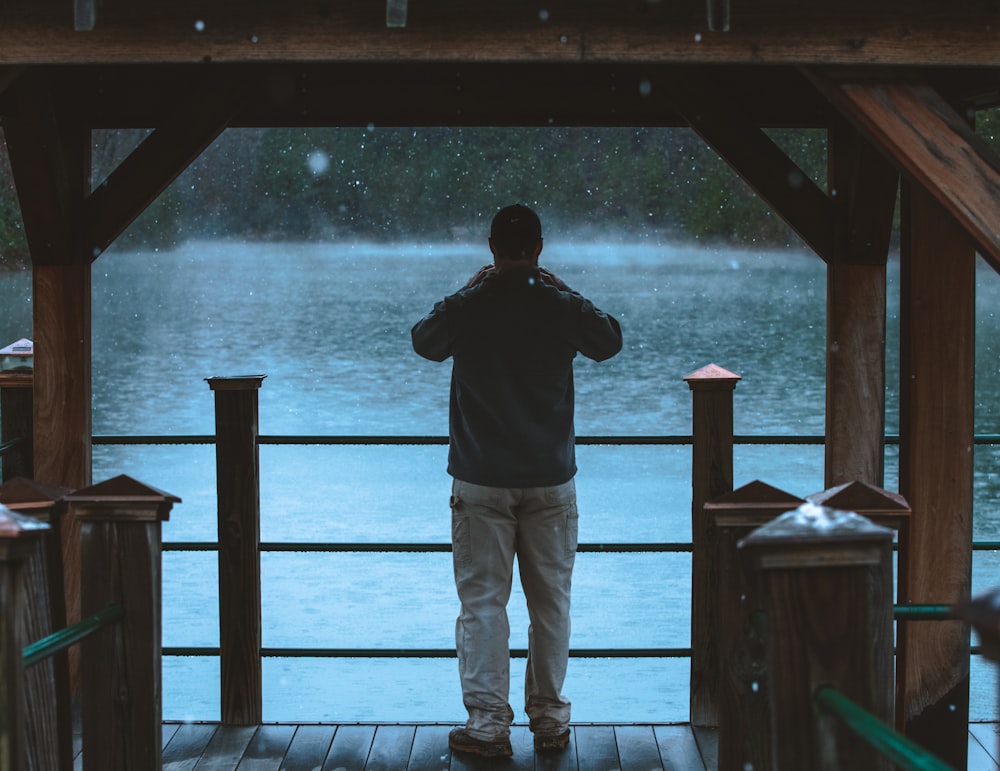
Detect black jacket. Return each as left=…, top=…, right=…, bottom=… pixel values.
left=411, top=265, right=622, bottom=487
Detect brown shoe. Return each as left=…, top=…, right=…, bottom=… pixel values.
left=534, top=728, right=571, bottom=753
left=448, top=727, right=513, bottom=757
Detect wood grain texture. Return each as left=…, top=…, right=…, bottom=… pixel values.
left=896, top=183, right=975, bottom=767
left=685, top=371, right=738, bottom=728
left=2, top=1, right=1000, bottom=65
left=812, top=74, right=1000, bottom=273
left=161, top=723, right=217, bottom=770
left=211, top=383, right=263, bottom=726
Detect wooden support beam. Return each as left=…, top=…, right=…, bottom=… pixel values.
left=85, top=70, right=246, bottom=259
left=0, top=66, right=25, bottom=98
left=807, top=71, right=1000, bottom=274
left=824, top=123, right=898, bottom=488
left=3, top=70, right=77, bottom=265
left=660, top=72, right=835, bottom=261
left=896, top=182, right=975, bottom=767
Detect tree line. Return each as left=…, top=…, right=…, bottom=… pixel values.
left=1, top=116, right=997, bottom=269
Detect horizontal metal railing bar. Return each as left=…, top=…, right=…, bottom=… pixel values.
left=91, top=433, right=1000, bottom=446
left=893, top=604, right=955, bottom=620
left=0, top=436, right=23, bottom=455
left=814, top=685, right=955, bottom=771
left=23, top=604, right=124, bottom=668
left=162, top=645, right=983, bottom=659
left=163, top=646, right=692, bottom=659
left=162, top=540, right=1000, bottom=553
left=163, top=541, right=694, bottom=553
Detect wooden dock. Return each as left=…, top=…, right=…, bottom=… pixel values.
left=69, top=721, right=1000, bottom=770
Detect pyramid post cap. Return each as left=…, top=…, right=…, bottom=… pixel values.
left=684, top=363, right=741, bottom=390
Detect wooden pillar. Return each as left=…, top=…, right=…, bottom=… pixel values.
left=0, top=478, right=73, bottom=771
left=208, top=375, right=265, bottom=726
left=896, top=183, right=975, bottom=767
left=3, top=72, right=93, bottom=678
left=704, top=480, right=805, bottom=771
left=741, top=503, right=895, bottom=770
left=684, top=363, right=740, bottom=728
left=0, top=370, right=33, bottom=481
left=825, top=122, right=897, bottom=489
left=66, top=475, right=178, bottom=771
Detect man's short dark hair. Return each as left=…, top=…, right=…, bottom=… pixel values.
left=491, top=204, right=542, bottom=258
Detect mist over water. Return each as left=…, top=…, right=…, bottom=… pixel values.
left=3, top=238, right=998, bottom=721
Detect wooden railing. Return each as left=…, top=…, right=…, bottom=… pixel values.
left=1, top=366, right=998, bottom=767
left=0, top=477, right=177, bottom=771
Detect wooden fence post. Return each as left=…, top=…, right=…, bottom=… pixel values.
left=0, top=477, right=73, bottom=771
left=0, top=504, right=50, bottom=771
left=685, top=363, right=740, bottom=728
left=207, top=375, right=265, bottom=726
left=806, top=482, right=912, bottom=726
left=740, top=502, right=895, bottom=770
left=65, top=475, right=178, bottom=771
left=704, top=480, right=805, bottom=771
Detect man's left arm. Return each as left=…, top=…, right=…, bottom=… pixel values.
left=573, top=296, right=623, bottom=362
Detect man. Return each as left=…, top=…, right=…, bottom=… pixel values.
left=411, top=204, right=623, bottom=757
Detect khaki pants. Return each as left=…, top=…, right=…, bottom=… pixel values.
left=450, top=478, right=578, bottom=741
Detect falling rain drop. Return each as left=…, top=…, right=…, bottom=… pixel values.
left=639, top=79, right=652, bottom=97
left=194, top=19, right=206, bottom=32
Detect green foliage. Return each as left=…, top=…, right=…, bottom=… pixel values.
left=0, top=129, right=28, bottom=268
left=0, top=124, right=838, bottom=259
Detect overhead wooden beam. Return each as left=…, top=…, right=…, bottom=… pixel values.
left=85, top=70, right=248, bottom=259
left=3, top=70, right=77, bottom=264
left=807, top=70, right=1000, bottom=274
left=660, top=71, right=835, bottom=261
left=0, top=66, right=25, bottom=98
left=2, top=1, right=1000, bottom=66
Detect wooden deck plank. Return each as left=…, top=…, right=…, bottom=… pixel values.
left=574, top=724, right=620, bottom=771
left=146, top=721, right=994, bottom=770
left=690, top=726, right=717, bottom=770
left=163, top=723, right=219, bottom=771
left=970, top=723, right=1000, bottom=770
left=194, top=726, right=257, bottom=770
left=235, top=724, right=296, bottom=770
left=280, top=724, right=336, bottom=771
left=654, top=725, right=704, bottom=771
left=322, top=724, right=375, bottom=770
left=366, top=724, right=416, bottom=770
left=613, top=725, right=663, bottom=769
left=407, top=725, right=452, bottom=770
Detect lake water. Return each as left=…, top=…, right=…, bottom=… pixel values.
left=2, top=238, right=998, bottom=722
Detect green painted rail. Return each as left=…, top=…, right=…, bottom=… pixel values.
left=815, top=685, right=955, bottom=770
left=22, top=604, right=123, bottom=668
left=893, top=604, right=955, bottom=621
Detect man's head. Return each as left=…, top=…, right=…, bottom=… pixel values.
left=489, top=204, right=543, bottom=265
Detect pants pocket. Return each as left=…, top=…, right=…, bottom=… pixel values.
left=450, top=490, right=472, bottom=567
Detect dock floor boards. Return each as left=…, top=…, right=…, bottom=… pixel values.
left=70, top=721, right=999, bottom=770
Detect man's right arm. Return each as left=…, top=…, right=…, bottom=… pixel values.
left=411, top=298, right=453, bottom=362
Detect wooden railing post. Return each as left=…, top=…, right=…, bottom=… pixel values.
left=207, top=375, right=265, bottom=726
left=0, top=477, right=73, bottom=771
left=0, top=504, right=50, bottom=771
left=684, top=363, right=740, bottom=727
left=704, top=480, right=805, bottom=771
left=740, top=502, right=895, bottom=770
left=65, top=475, right=178, bottom=771
left=807, top=481, right=911, bottom=740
